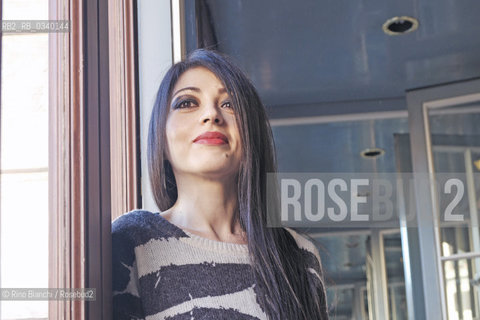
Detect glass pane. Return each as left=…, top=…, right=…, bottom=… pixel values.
left=389, top=285, right=408, bottom=320
left=427, top=100, right=480, bottom=320
left=316, top=234, right=368, bottom=319
left=271, top=118, right=408, bottom=173
left=427, top=103, right=480, bottom=256
left=325, top=286, right=369, bottom=320
left=443, top=258, right=479, bottom=320
left=383, top=232, right=408, bottom=319
left=0, top=0, right=49, bottom=318
left=0, top=172, right=49, bottom=318
left=327, top=287, right=355, bottom=319
left=441, top=226, right=472, bottom=257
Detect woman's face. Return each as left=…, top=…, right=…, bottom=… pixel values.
left=165, top=67, right=243, bottom=180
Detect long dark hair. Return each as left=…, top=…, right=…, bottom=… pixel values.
left=147, top=49, right=328, bottom=319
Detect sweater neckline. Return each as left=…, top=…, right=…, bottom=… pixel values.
left=156, top=212, right=249, bottom=253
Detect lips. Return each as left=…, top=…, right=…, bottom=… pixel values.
left=193, top=131, right=228, bottom=145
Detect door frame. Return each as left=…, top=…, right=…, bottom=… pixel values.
left=406, top=78, right=480, bottom=320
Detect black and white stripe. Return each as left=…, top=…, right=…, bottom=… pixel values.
left=112, top=210, right=323, bottom=320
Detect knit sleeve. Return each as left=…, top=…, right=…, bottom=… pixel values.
left=284, top=227, right=325, bottom=284
left=284, top=228, right=328, bottom=316
left=112, top=217, right=145, bottom=320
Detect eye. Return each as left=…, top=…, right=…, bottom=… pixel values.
left=173, top=98, right=198, bottom=109
left=221, top=101, right=233, bottom=110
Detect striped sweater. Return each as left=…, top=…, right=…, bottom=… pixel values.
left=112, top=209, right=324, bottom=320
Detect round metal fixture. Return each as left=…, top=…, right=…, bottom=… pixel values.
left=360, top=148, right=385, bottom=159
left=383, top=16, right=419, bottom=35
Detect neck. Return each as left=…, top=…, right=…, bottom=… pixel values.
left=165, top=173, right=245, bottom=241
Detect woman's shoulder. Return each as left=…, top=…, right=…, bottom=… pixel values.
left=112, top=209, right=188, bottom=247
left=112, top=209, right=156, bottom=234
left=111, top=209, right=156, bottom=249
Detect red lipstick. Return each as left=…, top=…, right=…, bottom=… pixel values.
left=193, top=131, right=228, bottom=145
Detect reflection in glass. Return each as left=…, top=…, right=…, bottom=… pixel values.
left=443, top=258, right=478, bottom=320
left=326, top=286, right=369, bottom=320
left=384, top=232, right=408, bottom=319
left=316, top=234, right=369, bottom=319
left=428, top=103, right=480, bottom=320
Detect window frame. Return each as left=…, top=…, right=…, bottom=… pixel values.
left=49, top=0, right=139, bottom=318
left=49, top=0, right=86, bottom=318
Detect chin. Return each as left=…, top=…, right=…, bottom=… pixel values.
left=191, top=163, right=239, bottom=178
left=196, top=165, right=234, bottom=175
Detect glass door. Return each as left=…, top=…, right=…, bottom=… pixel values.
left=406, top=78, right=480, bottom=320
left=428, top=115, right=480, bottom=320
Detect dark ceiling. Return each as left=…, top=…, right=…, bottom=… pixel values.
left=186, top=0, right=480, bottom=112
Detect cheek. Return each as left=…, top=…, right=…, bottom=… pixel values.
left=165, top=121, right=189, bottom=159
left=165, top=121, right=179, bottom=160
left=232, top=126, right=243, bottom=155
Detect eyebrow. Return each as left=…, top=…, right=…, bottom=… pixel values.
left=171, top=86, right=227, bottom=99
left=172, top=87, right=200, bottom=98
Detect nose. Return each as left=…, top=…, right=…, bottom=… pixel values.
left=200, top=103, right=224, bottom=125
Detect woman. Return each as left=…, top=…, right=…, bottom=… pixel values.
left=112, top=49, right=328, bottom=320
